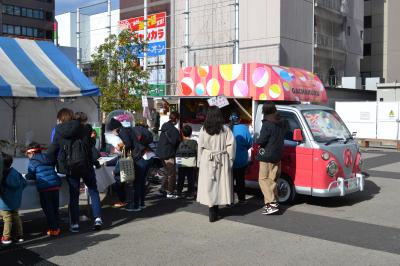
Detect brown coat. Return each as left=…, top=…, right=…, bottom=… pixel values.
left=196, top=126, right=236, bottom=206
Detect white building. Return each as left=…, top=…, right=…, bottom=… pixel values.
left=171, top=0, right=363, bottom=92
left=56, top=9, right=120, bottom=75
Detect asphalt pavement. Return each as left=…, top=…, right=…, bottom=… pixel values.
left=2, top=148, right=400, bottom=265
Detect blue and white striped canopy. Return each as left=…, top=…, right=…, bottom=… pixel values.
left=0, top=37, right=100, bottom=97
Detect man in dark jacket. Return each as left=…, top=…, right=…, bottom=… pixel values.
left=47, top=112, right=102, bottom=232
left=256, top=101, right=285, bottom=215
left=156, top=111, right=181, bottom=198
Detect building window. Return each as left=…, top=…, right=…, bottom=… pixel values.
left=27, top=27, right=33, bottom=37
left=2, top=25, right=7, bottom=34
left=6, top=5, right=14, bottom=15
left=21, top=27, right=27, bottom=36
left=14, top=26, right=21, bottom=35
left=7, top=25, right=14, bottom=34
left=46, top=12, right=53, bottom=21
left=21, top=7, right=27, bottom=17
left=364, top=43, right=372, bottom=56
left=364, top=16, right=372, bottom=28
left=27, top=8, right=33, bottom=18
left=14, top=6, right=21, bottom=16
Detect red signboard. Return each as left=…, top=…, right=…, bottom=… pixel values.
left=119, top=12, right=166, bottom=31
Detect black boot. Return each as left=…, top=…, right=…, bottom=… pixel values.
left=209, top=206, right=217, bottom=222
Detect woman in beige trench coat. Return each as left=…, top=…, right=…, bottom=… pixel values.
left=196, top=106, right=236, bottom=222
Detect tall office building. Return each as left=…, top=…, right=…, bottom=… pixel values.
left=0, top=0, right=55, bottom=40
left=361, top=0, right=400, bottom=84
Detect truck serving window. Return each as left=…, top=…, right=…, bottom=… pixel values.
left=302, top=110, right=351, bottom=143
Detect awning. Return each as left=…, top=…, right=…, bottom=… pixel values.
left=0, top=37, right=100, bottom=97
left=178, top=63, right=327, bottom=103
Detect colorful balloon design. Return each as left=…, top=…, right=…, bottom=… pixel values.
left=283, top=82, right=291, bottom=92
left=259, top=93, right=267, bottom=100
left=272, top=66, right=293, bottom=82
left=219, top=64, right=242, bottom=81
left=181, top=77, right=194, bottom=96
left=233, top=80, right=249, bottom=97
left=206, top=79, right=220, bottom=96
left=195, top=83, right=205, bottom=95
left=252, top=67, right=269, bottom=88
left=198, top=66, right=209, bottom=78
left=269, top=84, right=282, bottom=99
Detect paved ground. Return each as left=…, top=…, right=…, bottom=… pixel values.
left=2, top=148, right=400, bottom=265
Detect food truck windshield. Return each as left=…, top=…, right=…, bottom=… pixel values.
left=302, top=109, right=352, bottom=143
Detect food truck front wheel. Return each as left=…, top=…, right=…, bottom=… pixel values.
left=277, top=175, right=297, bottom=204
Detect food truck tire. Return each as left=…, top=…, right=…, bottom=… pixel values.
left=277, top=175, right=296, bottom=204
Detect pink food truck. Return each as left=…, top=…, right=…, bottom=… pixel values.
left=178, top=63, right=364, bottom=203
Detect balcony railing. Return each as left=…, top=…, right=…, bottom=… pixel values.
left=314, top=32, right=345, bottom=51
left=315, top=0, right=347, bottom=14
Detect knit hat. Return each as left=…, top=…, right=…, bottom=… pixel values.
left=229, top=112, right=240, bottom=124
left=262, top=101, right=277, bottom=115
left=108, top=118, right=122, bottom=131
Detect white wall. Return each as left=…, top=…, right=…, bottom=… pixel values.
left=0, top=98, right=99, bottom=146
left=56, top=10, right=120, bottom=63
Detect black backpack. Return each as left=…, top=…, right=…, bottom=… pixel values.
left=58, top=137, right=90, bottom=176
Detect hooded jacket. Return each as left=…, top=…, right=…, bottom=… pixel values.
left=0, top=167, right=26, bottom=211
left=47, top=120, right=92, bottom=169
left=26, top=153, right=61, bottom=192
left=156, top=120, right=180, bottom=160
left=256, top=112, right=286, bottom=163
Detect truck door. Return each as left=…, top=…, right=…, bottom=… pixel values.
left=279, top=111, right=313, bottom=192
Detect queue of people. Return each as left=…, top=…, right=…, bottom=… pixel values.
left=0, top=101, right=286, bottom=245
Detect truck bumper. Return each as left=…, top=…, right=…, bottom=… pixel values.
left=312, top=173, right=365, bottom=197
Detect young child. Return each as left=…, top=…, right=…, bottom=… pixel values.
left=25, top=143, right=61, bottom=236
left=0, top=153, right=27, bottom=245
left=175, top=125, right=198, bottom=200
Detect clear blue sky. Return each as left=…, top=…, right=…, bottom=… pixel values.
left=56, top=0, right=119, bottom=15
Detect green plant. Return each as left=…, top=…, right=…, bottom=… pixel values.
left=92, top=29, right=149, bottom=113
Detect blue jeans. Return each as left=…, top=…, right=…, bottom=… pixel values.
left=39, top=190, right=60, bottom=230
left=126, top=158, right=153, bottom=209
left=67, top=167, right=102, bottom=224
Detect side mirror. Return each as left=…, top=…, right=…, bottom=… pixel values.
left=352, top=132, right=357, bottom=137
left=293, top=128, right=304, bottom=142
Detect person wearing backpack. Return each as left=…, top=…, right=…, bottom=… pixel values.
left=25, top=142, right=62, bottom=237
left=156, top=111, right=181, bottom=199
left=0, top=153, right=27, bottom=245
left=47, top=108, right=103, bottom=232
left=175, top=125, right=197, bottom=200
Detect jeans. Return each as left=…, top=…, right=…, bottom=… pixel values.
left=0, top=210, right=23, bottom=238
left=177, top=167, right=196, bottom=195
left=67, top=167, right=102, bottom=224
left=233, top=166, right=247, bottom=202
left=39, top=190, right=60, bottom=230
left=126, top=158, right=153, bottom=209
left=113, top=175, right=126, bottom=203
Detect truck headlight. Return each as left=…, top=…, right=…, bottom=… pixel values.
left=327, top=161, right=338, bottom=177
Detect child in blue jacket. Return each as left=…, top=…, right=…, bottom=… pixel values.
left=0, top=153, right=27, bottom=245
left=26, top=143, right=61, bottom=237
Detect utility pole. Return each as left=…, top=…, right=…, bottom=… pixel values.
left=76, top=8, right=81, bottom=70
left=107, top=0, right=111, bottom=37
left=233, top=0, right=239, bottom=64
left=184, top=0, right=190, bottom=67
left=144, top=0, right=148, bottom=71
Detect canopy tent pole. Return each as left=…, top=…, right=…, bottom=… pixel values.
left=0, top=98, right=20, bottom=155
left=232, top=98, right=252, bottom=120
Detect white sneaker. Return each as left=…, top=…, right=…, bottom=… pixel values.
left=94, top=218, right=103, bottom=230
left=166, top=193, right=178, bottom=199
left=69, top=224, right=79, bottom=233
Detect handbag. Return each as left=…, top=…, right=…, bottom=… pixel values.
left=119, top=147, right=135, bottom=183
left=176, top=156, right=197, bottom=167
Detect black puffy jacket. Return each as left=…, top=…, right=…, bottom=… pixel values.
left=156, top=121, right=181, bottom=160
left=256, top=113, right=286, bottom=163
